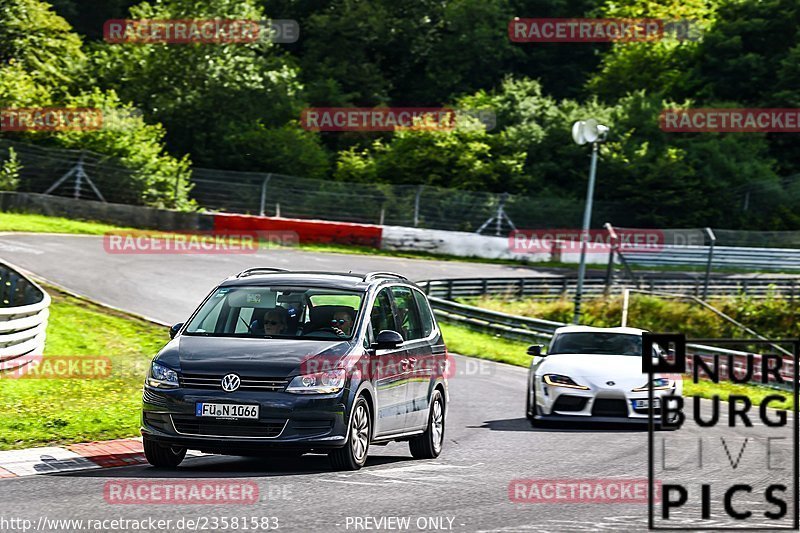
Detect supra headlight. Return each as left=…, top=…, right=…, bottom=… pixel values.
left=632, top=377, right=674, bottom=392
left=543, top=374, right=590, bottom=390
left=286, top=369, right=346, bottom=394
left=146, top=361, right=179, bottom=388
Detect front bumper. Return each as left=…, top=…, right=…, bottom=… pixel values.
left=141, top=385, right=350, bottom=453
left=537, top=382, right=681, bottom=421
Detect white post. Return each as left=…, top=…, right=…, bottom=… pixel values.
left=621, top=288, right=630, bottom=327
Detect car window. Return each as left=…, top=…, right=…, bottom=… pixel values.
left=549, top=332, right=642, bottom=356
left=413, top=289, right=435, bottom=338
left=184, top=285, right=363, bottom=340
left=370, top=288, right=394, bottom=338
left=391, top=286, right=424, bottom=340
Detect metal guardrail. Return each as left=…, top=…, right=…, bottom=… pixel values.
left=421, top=276, right=800, bottom=300
left=0, top=263, right=50, bottom=372
left=426, top=278, right=796, bottom=389
left=626, top=245, right=800, bottom=270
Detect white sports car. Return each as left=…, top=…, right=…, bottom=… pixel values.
left=525, top=326, right=682, bottom=425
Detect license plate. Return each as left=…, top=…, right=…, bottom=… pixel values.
left=633, top=398, right=660, bottom=409
left=196, top=403, right=259, bottom=419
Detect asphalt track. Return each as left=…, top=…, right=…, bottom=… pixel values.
left=0, top=233, right=795, bottom=532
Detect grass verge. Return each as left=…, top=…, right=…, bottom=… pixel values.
left=0, top=286, right=165, bottom=450
left=0, top=212, right=138, bottom=235
left=440, top=323, right=532, bottom=367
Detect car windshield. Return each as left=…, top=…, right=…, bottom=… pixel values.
left=549, top=332, right=643, bottom=356
left=184, top=285, right=363, bottom=340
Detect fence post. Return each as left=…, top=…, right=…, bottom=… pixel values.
left=603, top=223, right=618, bottom=295
left=518, top=278, right=525, bottom=298
left=259, top=174, right=272, bottom=216
left=702, top=227, right=716, bottom=300
left=413, top=185, right=423, bottom=227
left=447, top=279, right=453, bottom=300
left=379, top=207, right=385, bottom=226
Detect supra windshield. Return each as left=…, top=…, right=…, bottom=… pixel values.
left=549, top=332, right=643, bottom=356
left=184, top=285, right=363, bottom=340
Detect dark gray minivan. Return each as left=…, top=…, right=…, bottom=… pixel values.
left=141, top=269, right=448, bottom=470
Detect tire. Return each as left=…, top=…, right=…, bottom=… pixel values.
left=409, top=390, right=445, bottom=459
left=143, top=437, right=186, bottom=468
left=526, top=380, right=535, bottom=421
left=330, top=397, right=371, bottom=470
left=528, top=386, right=542, bottom=428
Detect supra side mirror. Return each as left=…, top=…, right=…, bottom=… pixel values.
left=371, top=330, right=404, bottom=350
left=169, top=322, right=184, bottom=339
left=527, top=344, right=544, bottom=357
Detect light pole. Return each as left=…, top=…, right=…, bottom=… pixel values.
left=571, top=119, right=609, bottom=324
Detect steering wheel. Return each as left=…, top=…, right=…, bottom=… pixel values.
left=305, top=326, right=345, bottom=338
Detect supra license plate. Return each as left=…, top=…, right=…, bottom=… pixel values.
left=196, top=402, right=259, bottom=419
left=633, top=398, right=660, bottom=409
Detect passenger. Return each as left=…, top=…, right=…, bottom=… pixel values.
left=263, top=308, right=288, bottom=336
left=330, top=309, right=354, bottom=337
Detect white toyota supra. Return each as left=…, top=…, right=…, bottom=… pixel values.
left=525, top=326, right=682, bottom=425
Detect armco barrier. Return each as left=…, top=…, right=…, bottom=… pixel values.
left=427, top=289, right=794, bottom=389
left=0, top=262, right=49, bottom=371
left=422, top=276, right=800, bottom=300
left=213, top=213, right=383, bottom=247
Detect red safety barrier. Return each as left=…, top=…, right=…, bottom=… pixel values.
left=213, top=214, right=383, bottom=248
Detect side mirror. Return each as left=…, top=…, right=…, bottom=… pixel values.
left=169, top=322, right=184, bottom=339
left=527, top=344, right=544, bottom=357
left=372, top=330, right=404, bottom=350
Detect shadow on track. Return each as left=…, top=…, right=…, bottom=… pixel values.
left=56, top=453, right=415, bottom=479
left=472, top=417, right=649, bottom=433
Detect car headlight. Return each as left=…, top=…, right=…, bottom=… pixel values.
left=146, top=361, right=179, bottom=389
left=632, top=377, right=674, bottom=392
left=286, top=369, right=346, bottom=394
left=543, top=374, right=590, bottom=390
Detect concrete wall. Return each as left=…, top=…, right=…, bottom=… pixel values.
left=0, top=192, right=609, bottom=264
left=0, top=192, right=212, bottom=232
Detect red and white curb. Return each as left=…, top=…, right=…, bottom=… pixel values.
left=0, top=437, right=204, bottom=478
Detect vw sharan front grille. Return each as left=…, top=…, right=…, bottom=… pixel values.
left=179, top=373, right=288, bottom=391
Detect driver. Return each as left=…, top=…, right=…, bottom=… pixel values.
left=330, top=310, right=354, bottom=337
left=263, top=308, right=288, bottom=336
left=621, top=336, right=640, bottom=356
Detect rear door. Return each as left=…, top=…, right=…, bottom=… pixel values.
left=368, top=287, right=410, bottom=436
left=389, top=286, right=433, bottom=430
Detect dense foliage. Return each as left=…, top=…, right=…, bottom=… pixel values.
left=2, top=0, right=798, bottom=224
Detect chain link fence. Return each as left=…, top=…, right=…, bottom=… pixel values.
left=4, top=138, right=800, bottom=236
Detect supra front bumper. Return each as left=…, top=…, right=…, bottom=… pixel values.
left=537, top=382, right=680, bottom=420
left=141, top=385, right=350, bottom=452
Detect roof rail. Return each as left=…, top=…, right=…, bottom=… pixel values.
left=363, top=271, right=408, bottom=282
left=236, top=267, right=288, bottom=278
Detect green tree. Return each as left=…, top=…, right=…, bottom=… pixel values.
left=90, top=0, right=315, bottom=170
left=0, top=147, right=22, bottom=191
left=0, top=0, right=193, bottom=208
